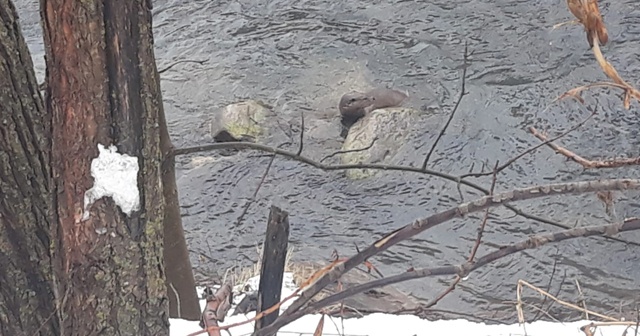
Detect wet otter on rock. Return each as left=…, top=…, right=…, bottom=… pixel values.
left=339, top=88, right=408, bottom=129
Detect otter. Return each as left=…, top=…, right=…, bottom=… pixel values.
left=338, top=88, right=408, bottom=129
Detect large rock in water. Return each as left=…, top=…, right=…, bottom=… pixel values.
left=210, top=100, right=270, bottom=141
left=341, top=107, right=418, bottom=179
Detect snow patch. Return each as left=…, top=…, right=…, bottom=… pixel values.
left=82, top=144, right=140, bottom=220
left=170, top=277, right=633, bottom=336
left=236, top=273, right=297, bottom=294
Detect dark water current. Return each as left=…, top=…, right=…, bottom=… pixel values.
left=14, top=0, right=640, bottom=323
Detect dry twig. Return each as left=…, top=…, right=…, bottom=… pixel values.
left=235, top=155, right=276, bottom=226
left=517, top=279, right=617, bottom=323
left=320, top=137, right=379, bottom=163
left=296, top=112, right=305, bottom=156
left=529, top=127, right=640, bottom=168
left=461, top=107, right=597, bottom=179
left=312, top=315, right=325, bottom=336
left=159, top=59, right=208, bottom=74
left=260, top=217, right=640, bottom=336
left=575, top=279, right=589, bottom=320
left=425, top=161, right=499, bottom=308
left=422, top=41, right=470, bottom=170
left=531, top=255, right=560, bottom=321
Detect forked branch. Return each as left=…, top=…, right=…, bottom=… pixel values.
left=256, top=217, right=640, bottom=336
left=253, top=179, right=640, bottom=336
left=530, top=127, right=640, bottom=169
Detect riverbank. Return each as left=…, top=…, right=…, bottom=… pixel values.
left=169, top=274, right=636, bottom=336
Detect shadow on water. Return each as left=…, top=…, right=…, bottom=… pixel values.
left=15, top=0, right=640, bottom=322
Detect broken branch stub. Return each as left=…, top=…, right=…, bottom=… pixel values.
left=200, top=284, right=233, bottom=336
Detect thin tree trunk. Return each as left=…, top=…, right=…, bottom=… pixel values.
left=40, top=0, right=169, bottom=333
left=162, top=141, right=202, bottom=320
left=0, top=1, right=58, bottom=335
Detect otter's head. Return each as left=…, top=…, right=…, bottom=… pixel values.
left=338, top=92, right=374, bottom=118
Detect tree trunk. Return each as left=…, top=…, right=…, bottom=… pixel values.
left=1, top=0, right=201, bottom=333
left=162, top=142, right=203, bottom=321
left=40, top=0, right=169, bottom=333
left=0, top=1, right=58, bottom=335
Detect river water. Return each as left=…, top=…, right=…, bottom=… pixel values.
left=14, top=0, right=640, bottom=323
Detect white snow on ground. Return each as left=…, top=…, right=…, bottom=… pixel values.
left=83, top=144, right=140, bottom=220
left=169, top=273, right=633, bottom=336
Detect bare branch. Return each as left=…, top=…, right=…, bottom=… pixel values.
left=296, top=112, right=305, bottom=156
left=422, top=41, right=470, bottom=170
left=461, top=106, right=597, bottom=179
left=235, top=155, right=276, bottom=226
left=425, top=160, right=499, bottom=308
left=574, top=279, right=589, bottom=320
left=200, top=284, right=233, bottom=336
left=518, top=280, right=617, bottom=322
left=262, top=217, right=640, bottom=335
left=531, top=253, right=559, bottom=321
left=171, top=142, right=486, bottom=191
left=256, top=181, right=640, bottom=336
left=158, top=59, right=208, bottom=74
left=320, top=137, right=378, bottom=163
left=171, top=141, right=640, bottom=248
left=468, top=160, right=499, bottom=262
left=530, top=127, right=640, bottom=168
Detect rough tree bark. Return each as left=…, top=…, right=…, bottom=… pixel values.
left=40, top=0, right=168, bottom=333
left=1, top=0, right=200, bottom=333
left=37, top=0, right=198, bottom=333
left=0, top=1, right=58, bottom=335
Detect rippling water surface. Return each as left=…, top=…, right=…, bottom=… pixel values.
left=15, top=0, right=640, bottom=322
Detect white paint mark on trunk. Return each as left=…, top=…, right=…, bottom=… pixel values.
left=82, top=144, right=140, bottom=220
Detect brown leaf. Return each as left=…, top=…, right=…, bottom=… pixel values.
left=566, top=0, right=608, bottom=47
left=585, top=0, right=608, bottom=46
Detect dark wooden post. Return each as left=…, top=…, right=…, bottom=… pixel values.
left=255, top=205, right=290, bottom=333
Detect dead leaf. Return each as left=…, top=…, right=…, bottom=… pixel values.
left=566, top=0, right=608, bottom=47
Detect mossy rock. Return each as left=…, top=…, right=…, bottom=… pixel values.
left=341, top=107, right=418, bottom=179
left=210, top=100, right=270, bottom=141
